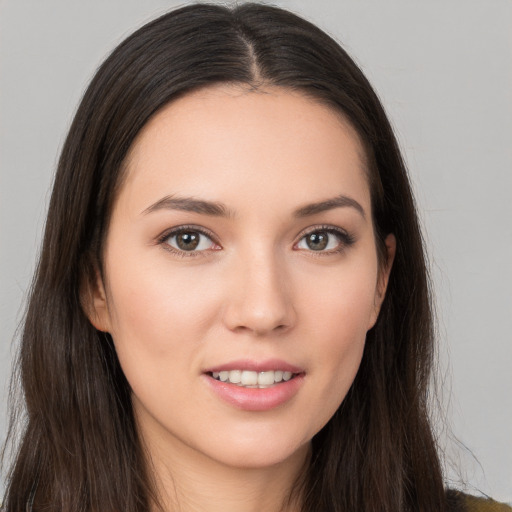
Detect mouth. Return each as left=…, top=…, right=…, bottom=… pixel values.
left=204, top=367, right=304, bottom=411
left=203, top=359, right=305, bottom=410
left=208, top=369, right=299, bottom=388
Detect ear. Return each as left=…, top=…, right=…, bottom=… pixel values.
left=80, top=267, right=112, bottom=333
left=368, top=233, right=396, bottom=329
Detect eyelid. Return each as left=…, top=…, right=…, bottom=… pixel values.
left=156, top=224, right=221, bottom=257
left=294, top=224, right=355, bottom=253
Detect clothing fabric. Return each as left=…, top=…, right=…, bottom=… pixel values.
left=465, top=495, right=512, bottom=512
left=447, top=490, right=512, bottom=512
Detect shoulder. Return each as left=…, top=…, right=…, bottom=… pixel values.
left=464, top=495, right=512, bottom=512
left=447, top=490, right=512, bottom=512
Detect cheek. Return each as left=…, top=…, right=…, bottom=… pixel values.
left=301, top=257, right=379, bottom=338
left=103, top=253, right=222, bottom=365
left=298, top=256, right=378, bottom=399
left=311, top=290, right=370, bottom=376
left=102, top=258, right=226, bottom=428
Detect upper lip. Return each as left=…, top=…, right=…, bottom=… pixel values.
left=203, top=359, right=304, bottom=374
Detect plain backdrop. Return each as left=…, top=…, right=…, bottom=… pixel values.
left=1, top=0, right=511, bottom=502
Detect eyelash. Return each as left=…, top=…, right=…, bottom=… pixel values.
left=156, top=224, right=355, bottom=257
left=157, top=225, right=220, bottom=258
left=295, top=225, right=355, bottom=255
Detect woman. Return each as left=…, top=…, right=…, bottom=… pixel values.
left=2, top=3, right=510, bottom=512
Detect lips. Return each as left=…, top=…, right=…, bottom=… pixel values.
left=204, top=358, right=303, bottom=374
left=202, top=359, right=305, bottom=411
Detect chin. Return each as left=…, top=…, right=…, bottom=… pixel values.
left=198, top=428, right=312, bottom=470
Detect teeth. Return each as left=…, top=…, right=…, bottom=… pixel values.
left=258, top=371, right=275, bottom=386
left=210, top=369, right=297, bottom=387
left=241, top=370, right=258, bottom=386
left=229, top=369, right=241, bottom=384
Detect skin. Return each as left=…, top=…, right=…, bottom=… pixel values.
left=88, top=85, right=395, bottom=512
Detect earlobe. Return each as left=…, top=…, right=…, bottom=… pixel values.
left=369, top=233, right=396, bottom=329
left=80, top=268, right=111, bottom=333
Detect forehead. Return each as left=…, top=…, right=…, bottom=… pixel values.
left=118, top=85, right=371, bottom=215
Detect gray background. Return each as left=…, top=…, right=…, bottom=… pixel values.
left=1, top=0, right=511, bottom=502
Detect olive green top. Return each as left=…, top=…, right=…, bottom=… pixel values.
left=464, top=494, right=512, bottom=512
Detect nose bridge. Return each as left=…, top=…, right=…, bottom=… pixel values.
left=223, top=244, right=295, bottom=335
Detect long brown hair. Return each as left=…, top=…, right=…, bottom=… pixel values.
left=3, top=4, right=447, bottom=511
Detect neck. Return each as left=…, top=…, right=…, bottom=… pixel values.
left=142, top=429, right=309, bottom=512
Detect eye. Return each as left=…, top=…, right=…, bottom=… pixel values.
left=296, top=227, right=354, bottom=253
left=160, top=227, right=219, bottom=254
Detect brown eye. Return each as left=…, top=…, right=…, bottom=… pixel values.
left=304, top=231, right=329, bottom=251
left=165, top=230, right=215, bottom=252
left=296, top=228, right=353, bottom=253
left=176, top=232, right=200, bottom=250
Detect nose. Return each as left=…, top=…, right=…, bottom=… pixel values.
left=222, top=252, right=296, bottom=336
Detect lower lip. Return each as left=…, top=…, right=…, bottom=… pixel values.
left=203, top=373, right=305, bottom=411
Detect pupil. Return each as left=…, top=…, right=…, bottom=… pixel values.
left=307, top=232, right=328, bottom=250
left=177, top=232, right=199, bottom=250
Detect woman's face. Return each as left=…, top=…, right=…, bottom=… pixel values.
left=89, top=85, right=394, bottom=470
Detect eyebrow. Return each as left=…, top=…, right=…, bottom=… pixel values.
left=142, top=193, right=365, bottom=219
left=293, top=195, right=366, bottom=219
left=142, top=195, right=232, bottom=217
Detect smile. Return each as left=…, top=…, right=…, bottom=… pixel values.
left=210, top=370, right=296, bottom=388
left=203, top=360, right=305, bottom=410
